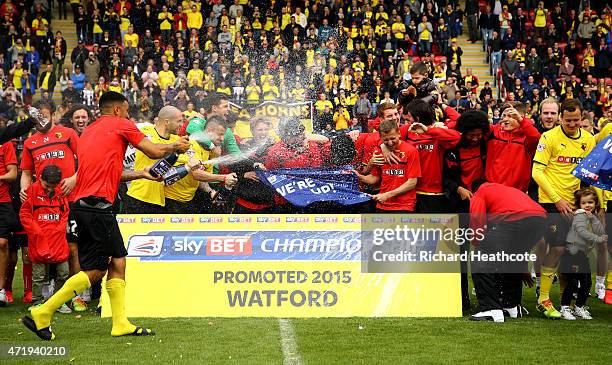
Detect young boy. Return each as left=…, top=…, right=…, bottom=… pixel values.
left=356, top=119, right=421, bottom=212
left=19, top=164, right=71, bottom=312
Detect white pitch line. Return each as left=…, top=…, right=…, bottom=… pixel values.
left=278, top=318, right=303, bottom=365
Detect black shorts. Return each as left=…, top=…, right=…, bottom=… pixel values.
left=73, top=197, right=127, bottom=271
left=123, top=194, right=166, bottom=214
left=541, top=203, right=570, bottom=247
left=8, top=233, right=27, bottom=250
left=416, top=194, right=450, bottom=213
left=165, top=197, right=197, bottom=214
left=66, top=203, right=78, bottom=243
left=0, top=202, right=18, bottom=239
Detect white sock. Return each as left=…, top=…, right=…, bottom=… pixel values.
left=596, top=276, right=605, bottom=286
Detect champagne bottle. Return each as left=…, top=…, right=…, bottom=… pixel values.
left=149, top=152, right=179, bottom=178
left=163, top=165, right=191, bottom=185
left=27, top=106, right=50, bottom=128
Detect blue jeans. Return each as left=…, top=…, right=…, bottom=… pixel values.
left=482, top=29, right=493, bottom=52
left=419, top=40, right=431, bottom=55
left=491, top=51, right=502, bottom=78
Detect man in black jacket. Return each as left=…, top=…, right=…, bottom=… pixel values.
left=38, top=63, right=56, bottom=98
left=479, top=5, right=496, bottom=52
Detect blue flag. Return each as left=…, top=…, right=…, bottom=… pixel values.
left=572, top=135, right=612, bottom=191
left=256, top=166, right=372, bottom=207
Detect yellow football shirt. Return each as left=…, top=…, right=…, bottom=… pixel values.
left=165, top=138, right=212, bottom=202
left=127, top=125, right=173, bottom=206
left=533, top=125, right=595, bottom=205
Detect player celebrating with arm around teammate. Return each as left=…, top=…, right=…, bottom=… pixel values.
left=355, top=119, right=421, bottom=212
left=22, top=92, right=190, bottom=340
left=532, top=99, right=596, bottom=319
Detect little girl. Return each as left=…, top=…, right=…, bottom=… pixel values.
left=561, top=188, right=607, bottom=320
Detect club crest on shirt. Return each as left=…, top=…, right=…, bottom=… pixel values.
left=581, top=143, right=587, bottom=151
left=55, top=132, right=62, bottom=139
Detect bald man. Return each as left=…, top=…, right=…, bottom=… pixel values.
left=124, top=106, right=185, bottom=213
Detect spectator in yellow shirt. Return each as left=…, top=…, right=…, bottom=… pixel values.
left=157, top=63, right=176, bottom=91
left=187, top=4, right=203, bottom=30
left=333, top=106, right=351, bottom=131
left=158, top=5, right=174, bottom=45
left=123, top=25, right=139, bottom=48
left=314, top=93, right=334, bottom=113
left=245, top=78, right=261, bottom=105
left=187, top=60, right=204, bottom=88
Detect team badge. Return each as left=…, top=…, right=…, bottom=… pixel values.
left=581, top=143, right=587, bottom=151
left=55, top=132, right=62, bottom=139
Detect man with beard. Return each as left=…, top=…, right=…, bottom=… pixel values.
left=60, top=105, right=93, bottom=136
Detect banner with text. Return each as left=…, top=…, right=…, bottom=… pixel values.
left=229, top=101, right=313, bottom=139
left=256, top=167, right=372, bottom=207
left=102, top=214, right=461, bottom=318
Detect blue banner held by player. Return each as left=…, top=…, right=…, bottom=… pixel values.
left=256, top=166, right=372, bottom=207
left=572, top=135, right=612, bottom=191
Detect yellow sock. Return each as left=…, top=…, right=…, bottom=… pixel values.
left=107, top=278, right=136, bottom=336
left=538, top=265, right=556, bottom=303
left=607, top=270, right=612, bottom=290
left=32, top=272, right=90, bottom=330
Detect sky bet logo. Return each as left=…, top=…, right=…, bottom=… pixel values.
left=172, top=235, right=252, bottom=256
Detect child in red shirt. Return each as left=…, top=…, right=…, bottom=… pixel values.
left=355, top=120, right=421, bottom=212
left=19, top=165, right=70, bottom=308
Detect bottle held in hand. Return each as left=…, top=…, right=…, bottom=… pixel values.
left=150, top=152, right=179, bottom=178
left=27, top=106, right=50, bottom=128
left=163, top=165, right=191, bottom=185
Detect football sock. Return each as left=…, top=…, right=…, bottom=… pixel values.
left=538, top=265, right=556, bottom=303
left=107, top=279, right=136, bottom=336
left=559, top=274, right=567, bottom=298
left=607, top=270, right=612, bottom=290
left=32, top=271, right=90, bottom=329
left=23, top=263, right=32, bottom=292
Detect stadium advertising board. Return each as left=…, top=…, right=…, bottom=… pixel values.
left=101, top=215, right=462, bottom=318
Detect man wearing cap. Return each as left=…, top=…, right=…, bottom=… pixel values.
left=84, top=52, right=100, bottom=84
left=515, top=63, right=531, bottom=83
left=446, top=38, right=463, bottom=69
left=70, top=41, right=88, bottom=72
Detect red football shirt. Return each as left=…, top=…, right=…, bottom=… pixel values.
left=370, top=141, right=421, bottom=211
left=399, top=125, right=461, bottom=194
left=459, top=145, right=485, bottom=190
left=74, top=116, right=145, bottom=203
left=21, top=125, right=79, bottom=200
left=0, top=142, right=17, bottom=203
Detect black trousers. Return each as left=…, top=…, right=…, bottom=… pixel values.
left=560, top=251, right=591, bottom=307
left=472, top=216, right=546, bottom=312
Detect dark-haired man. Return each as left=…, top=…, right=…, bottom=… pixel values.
left=532, top=99, right=596, bottom=318
left=22, top=92, right=190, bottom=340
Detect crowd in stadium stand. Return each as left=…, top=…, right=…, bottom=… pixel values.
left=0, top=0, right=612, bottom=320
